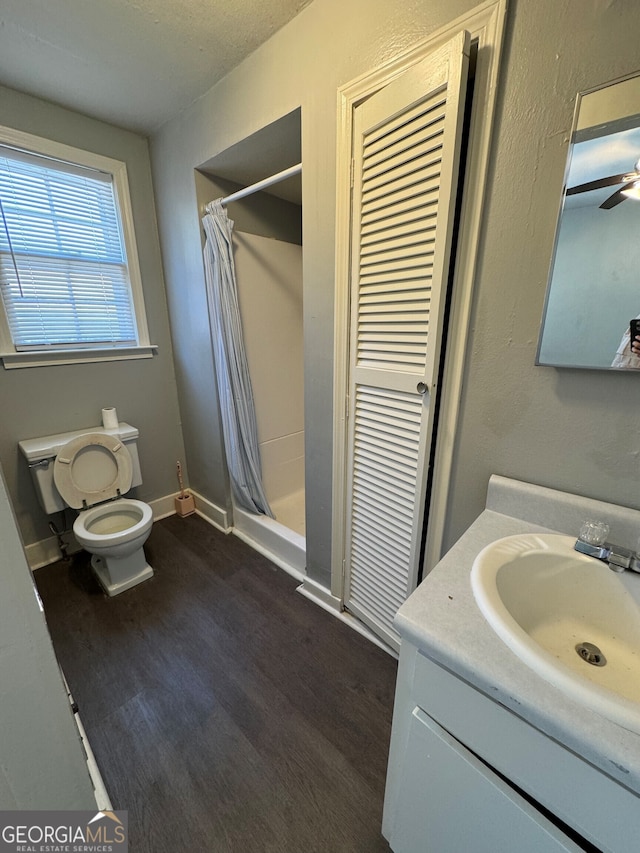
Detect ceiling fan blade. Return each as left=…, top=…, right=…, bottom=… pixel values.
left=566, top=173, right=630, bottom=195
left=599, top=187, right=629, bottom=209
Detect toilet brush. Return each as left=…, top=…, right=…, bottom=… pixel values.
left=174, top=460, right=196, bottom=517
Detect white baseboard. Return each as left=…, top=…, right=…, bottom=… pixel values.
left=26, top=490, right=393, bottom=658
left=26, top=534, right=82, bottom=571
left=26, top=491, right=230, bottom=571
left=232, top=527, right=306, bottom=583
left=297, top=575, right=343, bottom=612
left=60, top=670, right=112, bottom=810
left=297, top=577, right=397, bottom=658
left=190, top=490, right=230, bottom=532
left=149, top=492, right=180, bottom=521
left=151, top=490, right=230, bottom=531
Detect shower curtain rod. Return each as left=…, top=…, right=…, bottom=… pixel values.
left=219, top=163, right=302, bottom=207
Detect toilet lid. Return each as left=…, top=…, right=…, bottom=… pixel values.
left=53, top=433, right=132, bottom=509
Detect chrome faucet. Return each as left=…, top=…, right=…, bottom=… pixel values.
left=574, top=520, right=640, bottom=574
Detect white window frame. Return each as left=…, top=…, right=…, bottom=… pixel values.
left=0, top=125, right=156, bottom=369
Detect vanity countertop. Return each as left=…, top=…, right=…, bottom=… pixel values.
left=395, top=477, right=640, bottom=796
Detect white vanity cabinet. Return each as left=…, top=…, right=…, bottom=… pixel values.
left=383, top=644, right=640, bottom=853
left=388, top=707, right=581, bottom=852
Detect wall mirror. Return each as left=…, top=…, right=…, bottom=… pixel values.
left=537, top=71, right=640, bottom=370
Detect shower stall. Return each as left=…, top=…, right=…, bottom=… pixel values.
left=230, top=225, right=305, bottom=577
left=195, top=108, right=306, bottom=578
left=196, top=111, right=305, bottom=577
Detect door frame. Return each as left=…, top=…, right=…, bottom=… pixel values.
left=331, top=0, right=508, bottom=603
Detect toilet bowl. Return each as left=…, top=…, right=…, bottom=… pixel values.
left=73, top=498, right=154, bottom=596
left=52, top=431, right=154, bottom=596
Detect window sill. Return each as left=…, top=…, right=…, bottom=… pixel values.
left=1, top=345, right=158, bottom=369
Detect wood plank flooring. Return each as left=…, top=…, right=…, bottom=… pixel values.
left=35, top=514, right=396, bottom=852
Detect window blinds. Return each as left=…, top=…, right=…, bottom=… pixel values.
left=0, top=145, right=137, bottom=349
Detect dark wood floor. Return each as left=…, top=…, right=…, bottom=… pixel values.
left=36, top=514, right=396, bottom=852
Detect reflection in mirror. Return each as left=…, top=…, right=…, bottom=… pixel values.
left=537, top=71, right=640, bottom=370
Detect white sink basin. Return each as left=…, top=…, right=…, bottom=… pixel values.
left=471, top=532, right=640, bottom=733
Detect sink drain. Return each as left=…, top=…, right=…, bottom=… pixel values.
left=575, top=642, right=607, bottom=667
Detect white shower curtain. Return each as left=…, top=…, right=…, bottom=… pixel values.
left=202, top=199, right=274, bottom=517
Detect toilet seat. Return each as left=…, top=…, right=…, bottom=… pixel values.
left=53, top=432, right=133, bottom=509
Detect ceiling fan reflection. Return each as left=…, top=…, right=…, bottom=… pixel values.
left=566, top=158, right=640, bottom=209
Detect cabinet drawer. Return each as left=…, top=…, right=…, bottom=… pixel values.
left=390, top=707, right=582, bottom=853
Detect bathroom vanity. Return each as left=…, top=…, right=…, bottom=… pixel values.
left=383, top=476, right=640, bottom=852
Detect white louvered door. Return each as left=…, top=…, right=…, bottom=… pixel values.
left=343, top=31, right=470, bottom=649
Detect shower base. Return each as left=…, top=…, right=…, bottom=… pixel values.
left=270, top=488, right=305, bottom=536
left=232, top=497, right=306, bottom=579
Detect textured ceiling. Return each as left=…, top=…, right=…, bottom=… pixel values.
left=0, top=0, right=312, bottom=134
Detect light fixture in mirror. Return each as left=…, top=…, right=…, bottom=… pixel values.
left=537, top=71, right=640, bottom=370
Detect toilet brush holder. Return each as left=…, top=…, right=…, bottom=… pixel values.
left=175, top=493, right=196, bottom=517
left=175, top=460, right=196, bottom=517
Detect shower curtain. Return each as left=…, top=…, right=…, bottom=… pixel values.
left=202, top=199, right=273, bottom=517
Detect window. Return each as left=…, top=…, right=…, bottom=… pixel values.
left=0, top=126, right=154, bottom=368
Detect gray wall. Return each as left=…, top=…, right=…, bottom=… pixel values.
left=151, top=0, right=477, bottom=586
left=445, top=0, right=640, bottom=548
left=151, top=0, right=640, bottom=591
left=1, top=0, right=637, bottom=810
left=0, top=85, right=186, bottom=546
left=195, top=171, right=303, bottom=244
left=0, top=464, right=95, bottom=808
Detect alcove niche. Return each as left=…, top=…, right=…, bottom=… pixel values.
left=194, top=109, right=306, bottom=563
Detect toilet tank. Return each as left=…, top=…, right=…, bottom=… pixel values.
left=19, top=423, right=143, bottom=515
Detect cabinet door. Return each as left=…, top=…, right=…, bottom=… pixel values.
left=390, top=708, right=584, bottom=853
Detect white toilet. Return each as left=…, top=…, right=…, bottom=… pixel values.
left=19, top=423, right=154, bottom=597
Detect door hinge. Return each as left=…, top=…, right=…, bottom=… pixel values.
left=345, top=393, right=350, bottom=420
left=350, top=158, right=355, bottom=189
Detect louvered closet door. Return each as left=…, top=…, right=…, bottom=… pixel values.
left=343, top=31, right=470, bottom=649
